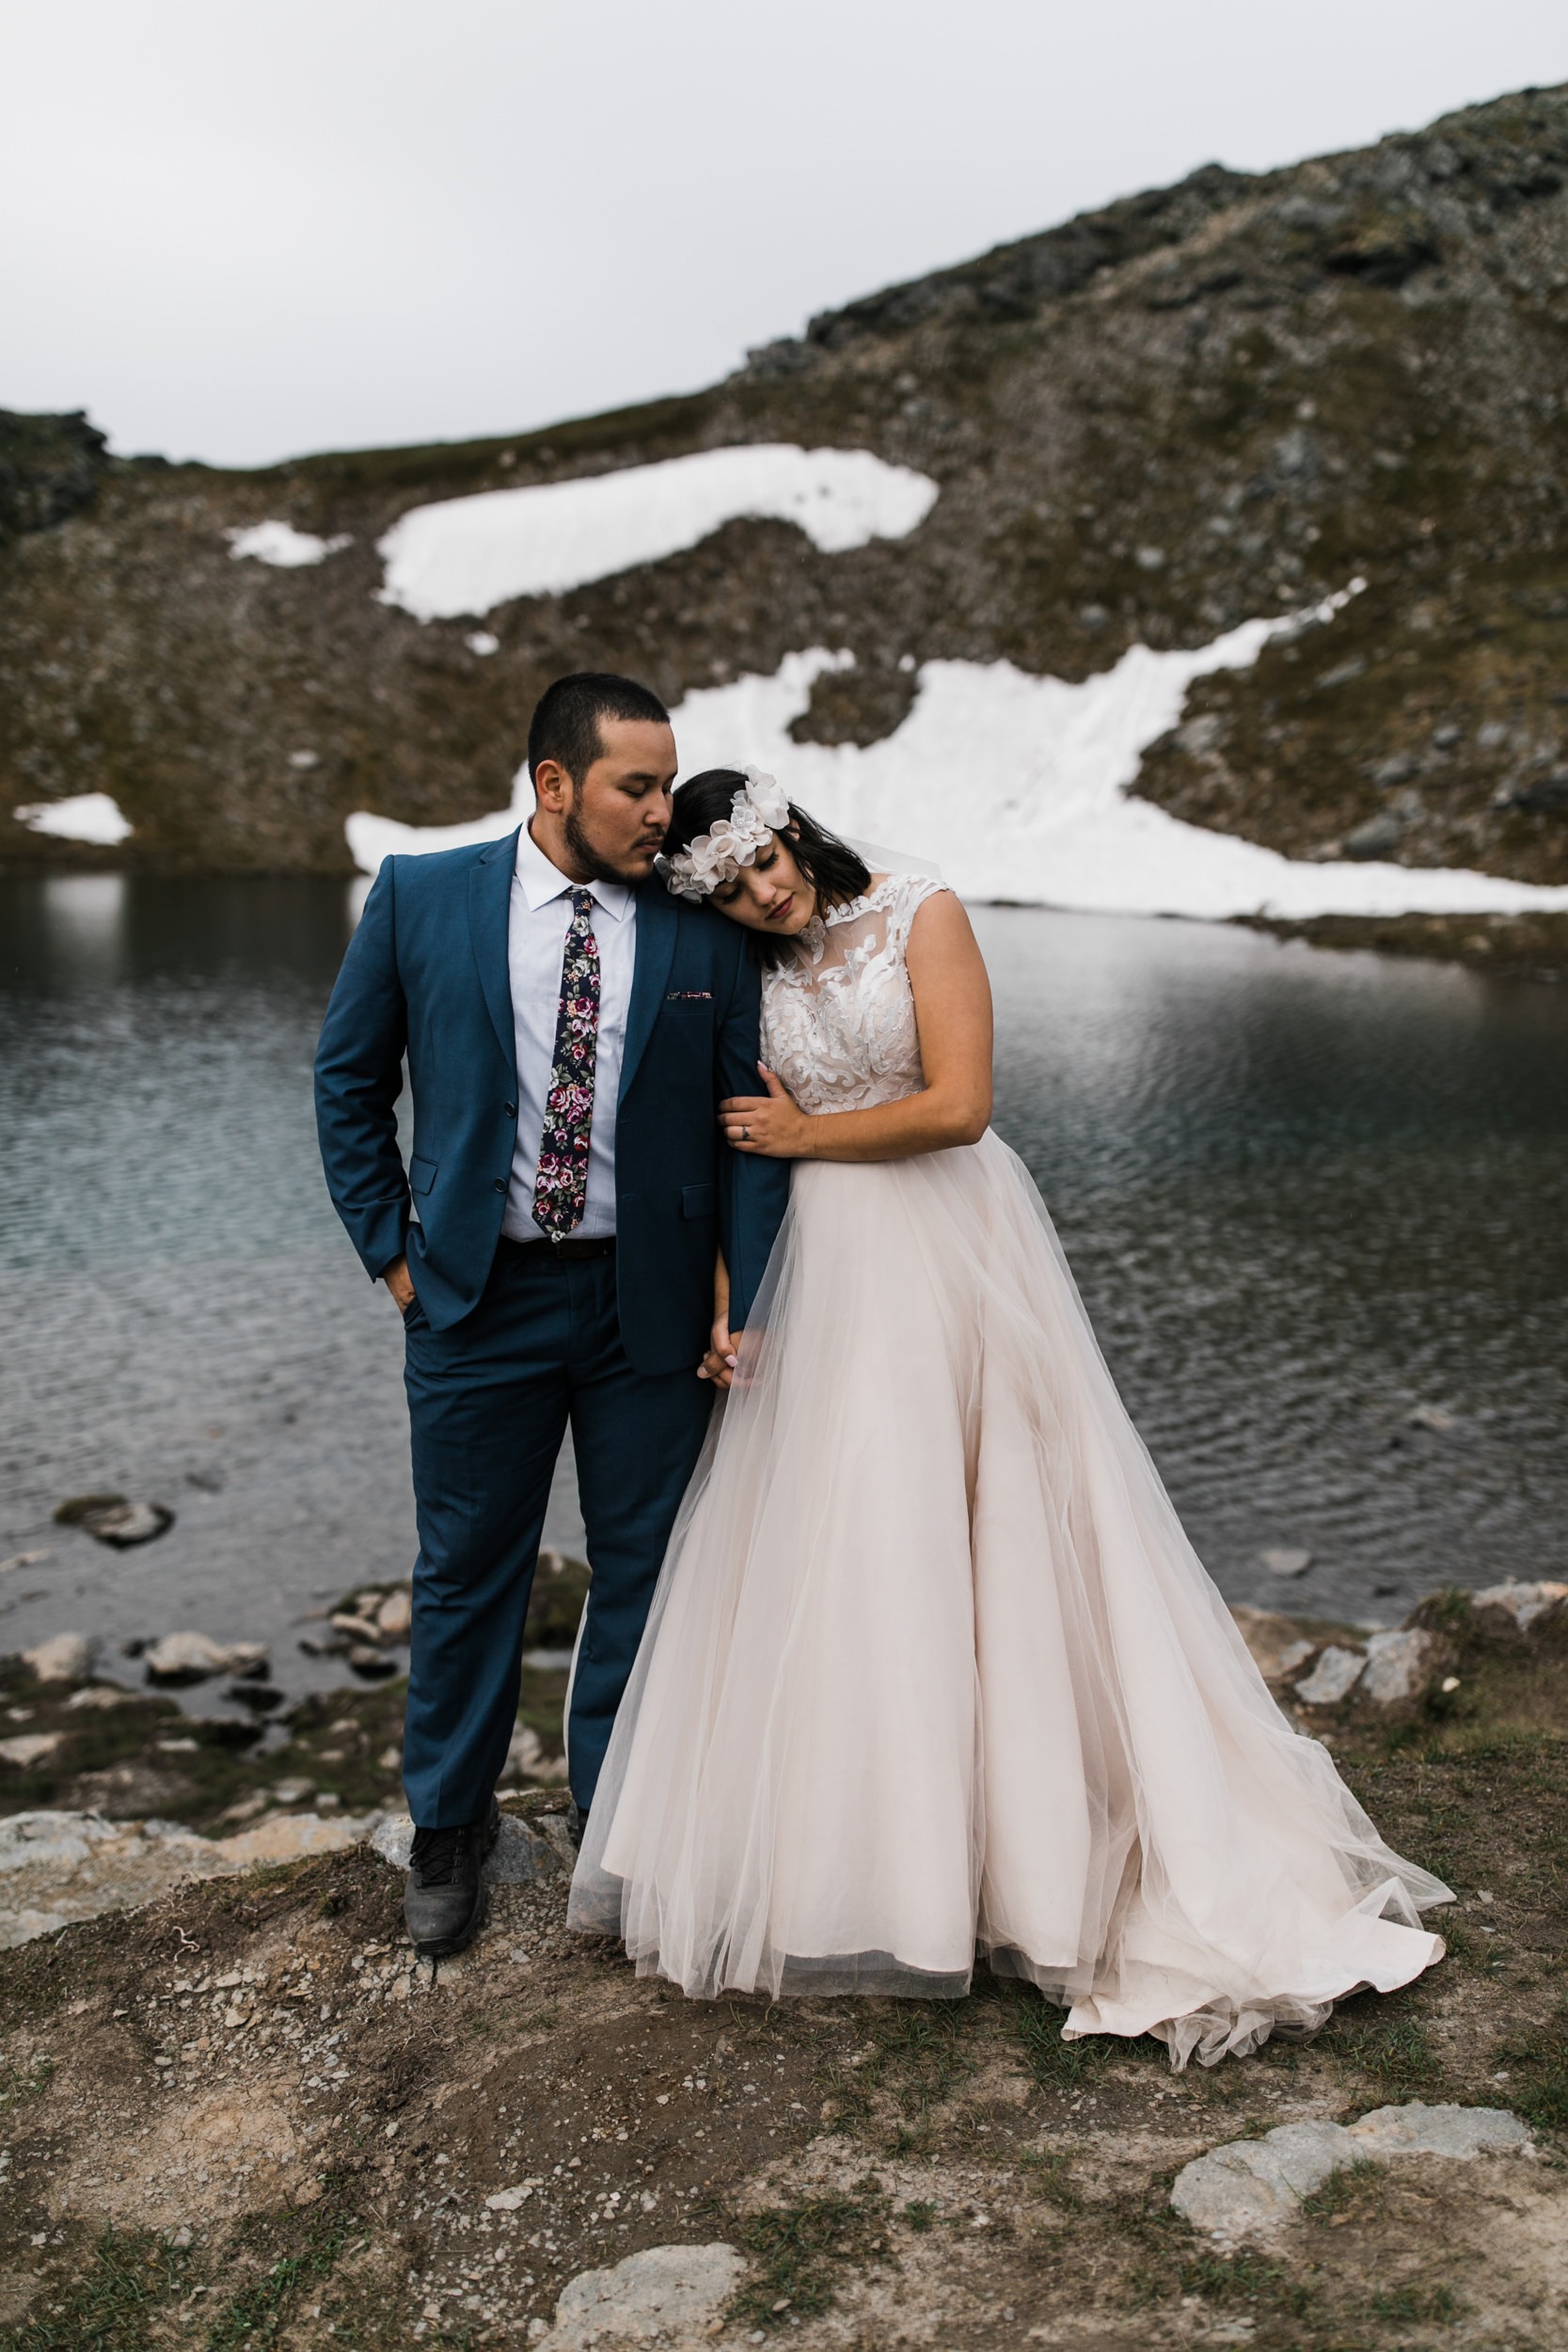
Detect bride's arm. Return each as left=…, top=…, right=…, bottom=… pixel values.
left=719, top=894, right=993, bottom=1164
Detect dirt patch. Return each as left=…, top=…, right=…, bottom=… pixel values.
left=2, top=1593, right=1565, bottom=2350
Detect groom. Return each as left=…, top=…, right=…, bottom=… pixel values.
left=315, top=672, right=788, bottom=1955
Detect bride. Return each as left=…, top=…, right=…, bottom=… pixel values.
left=566, top=767, right=1449, bottom=2066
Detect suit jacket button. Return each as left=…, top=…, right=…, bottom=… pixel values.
left=493, top=1178, right=507, bottom=1194
left=504, top=1102, right=517, bottom=1118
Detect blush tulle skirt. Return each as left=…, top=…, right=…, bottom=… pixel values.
left=567, top=1131, right=1449, bottom=2065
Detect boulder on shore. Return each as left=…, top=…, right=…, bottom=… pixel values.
left=143, top=1631, right=269, bottom=1685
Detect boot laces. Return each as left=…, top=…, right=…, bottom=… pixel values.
left=410, top=1821, right=474, bottom=1887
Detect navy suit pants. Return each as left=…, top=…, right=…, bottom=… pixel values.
left=400, top=1241, right=714, bottom=1827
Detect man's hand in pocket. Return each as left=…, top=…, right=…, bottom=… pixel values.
left=383, top=1255, right=416, bottom=1313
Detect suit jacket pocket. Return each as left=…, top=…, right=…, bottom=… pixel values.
left=682, top=1183, right=717, bottom=1219
left=408, top=1155, right=438, bottom=1196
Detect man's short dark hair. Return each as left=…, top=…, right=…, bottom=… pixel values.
left=527, top=673, right=671, bottom=787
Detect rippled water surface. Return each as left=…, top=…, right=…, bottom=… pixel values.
left=2, top=875, right=1564, bottom=1698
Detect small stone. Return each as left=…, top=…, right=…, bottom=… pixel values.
left=1276, top=1641, right=1316, bottom=1675
left=1471, top=1580, right=1568, bottom=1631
left=1293, top=1645, right=1366, bottom=1705
left=1359, top=1629, right=1437, bottom=1704
left=331, top=1613, right=384, bottom=1645
left=1341, top=811, right=1403, bottom=861
left=23, top=1633, right=97, bottom=1683
left=53, top=1493, right=128, bottom=1526
left=76, top=1501, right=175, bottom=1549
left=1259, top=1548, right=1312, bottom=1579
left=65, top=1687, right=133, bottom=1710
left=1406, top=1403, right=1455, bottom=1432
left=542, top=2244, right=744, bottom=2351
left=376, top=1588, right=413, bottom=1639
left=144, top=1632, right=268, bottom=1685
left=0, top=1733, right=65, bottom=1768
left=348, top=1645, right=397, bottom=1680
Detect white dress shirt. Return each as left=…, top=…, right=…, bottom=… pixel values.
left=501, top=820, right=637, bottom=1243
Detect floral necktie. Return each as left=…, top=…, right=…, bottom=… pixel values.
left=532, top=887, right=600, bottom=1239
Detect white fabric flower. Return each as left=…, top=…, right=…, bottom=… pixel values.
left=742, top=768, right=790, bottom=828
left=659, top=777, right=783, bottom=898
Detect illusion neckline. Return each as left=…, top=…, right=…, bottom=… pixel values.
left=794, top=875, right=898, bottom=967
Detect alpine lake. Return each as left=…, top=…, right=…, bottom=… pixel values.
left=2, top=872, right=1564, bottom=1724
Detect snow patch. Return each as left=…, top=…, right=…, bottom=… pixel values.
left=374, top=444, right=939, bottom=622
left=343, top=601, right=1568, bottom=924
left=13, top=792, right=133, bottom=845
left=227, top=521, right=352, bottom=567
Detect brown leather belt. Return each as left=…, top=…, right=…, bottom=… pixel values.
left=498, top=1232, right=616, bottom=1263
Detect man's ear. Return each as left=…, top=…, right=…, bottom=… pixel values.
left=533, top=757, right=572, bottom=813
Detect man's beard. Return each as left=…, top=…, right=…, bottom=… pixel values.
left=563, top=803, right=661, bottom=885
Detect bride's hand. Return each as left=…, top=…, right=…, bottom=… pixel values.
left=720, top=1064, right=808, bottom=1158
left=699, top=1311, right=739, bottom=1391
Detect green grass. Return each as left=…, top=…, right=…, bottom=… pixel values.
left=0, top=2055, right=54, bottom=2115
left=0, top=2230, right=192, bottom=2352
left=202, top=2179, right=367, bottom=2349
left=1300, top=2156, right=1387, bottom=2226
left=1493, top=1997, right=1568, bottom=2132
left=1010, top=1991, right=1167, bottom=2089
left=1018, top=2148, right=1083, bottom=2209
left=721, top=2185, right=889, bottom=2332
left=1370, top=2279, right=1460, bottom=2325
left=819, top=1998, right=976, bottom=2137
left=1330, top=2011, right=1436, bottom=2094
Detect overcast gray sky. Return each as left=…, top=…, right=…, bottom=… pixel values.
left=4, top=1, right=1564, bottom=469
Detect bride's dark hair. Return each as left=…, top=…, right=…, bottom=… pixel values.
left=664, top=771, right=871, bottom=966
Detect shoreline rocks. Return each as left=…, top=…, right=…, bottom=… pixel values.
left=0, top=1805, right=381, bottom=1950
left=22, top=1632, right=99, bottom=1682
left=144, top=1631, right=270, bottom=1685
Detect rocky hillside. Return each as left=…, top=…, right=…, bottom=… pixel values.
left=2, top=84, right=1566, bottom=896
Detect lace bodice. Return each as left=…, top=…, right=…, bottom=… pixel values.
left=760, top=871, right=949, bottom=1116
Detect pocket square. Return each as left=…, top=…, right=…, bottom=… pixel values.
left=665, top=990, right=713, bottom=1001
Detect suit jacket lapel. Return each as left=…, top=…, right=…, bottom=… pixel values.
left=620, top=883, right=677, bottom=1103
left=468, top=830, right=520, bottom=1081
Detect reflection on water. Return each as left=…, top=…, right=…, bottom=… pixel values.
left=1, top=876, right=1564, bottom=1701
left=42, top=874, right=128, bottom=977
left=976, top=906, right=1568, bottom=1618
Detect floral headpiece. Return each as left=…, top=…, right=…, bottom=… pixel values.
left=656, top=767, right=792, bottom=901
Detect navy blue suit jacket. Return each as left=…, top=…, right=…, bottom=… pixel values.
left=314, top=830, right=789, bottom=1374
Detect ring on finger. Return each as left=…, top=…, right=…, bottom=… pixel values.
left=742, top=1126, right=751, bottom=1141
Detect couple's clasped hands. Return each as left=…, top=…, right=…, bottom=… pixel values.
left=699, top=1065, right=800, bottom=1391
